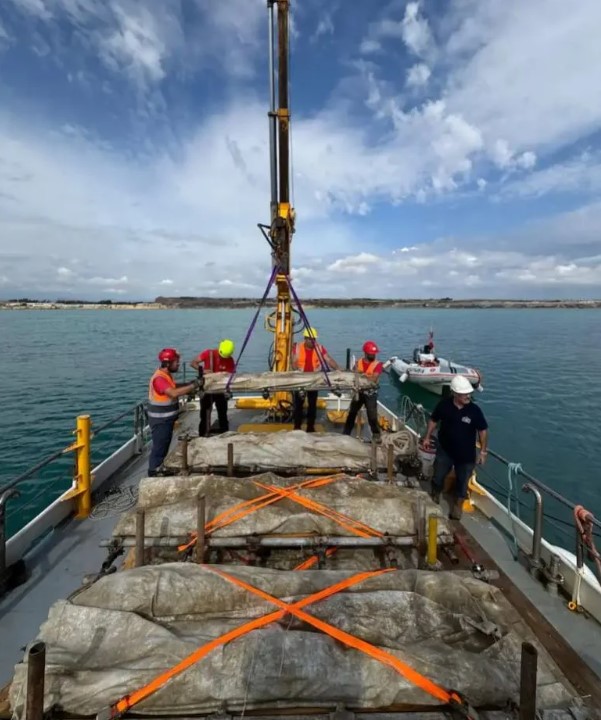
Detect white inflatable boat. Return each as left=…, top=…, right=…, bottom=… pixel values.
left=385, top=346, right=483, bottom=395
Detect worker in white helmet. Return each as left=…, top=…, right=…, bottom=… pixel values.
left=421, top=375, right=488, bottom=520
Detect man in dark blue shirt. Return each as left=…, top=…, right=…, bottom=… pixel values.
left=421, top=376, right=488, bottom=520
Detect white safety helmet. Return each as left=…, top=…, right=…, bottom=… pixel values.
left=450, top=376, right=474, bottom=395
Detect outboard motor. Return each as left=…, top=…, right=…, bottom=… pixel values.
left=413, top=347, right=420, bottom=363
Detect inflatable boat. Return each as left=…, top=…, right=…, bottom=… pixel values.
left=385, top=347, right=483, bottom=395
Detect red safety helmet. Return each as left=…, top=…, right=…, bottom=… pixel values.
left=363, top=341, right=379, bottom=355
left=158, top=347, right=180, bottom=363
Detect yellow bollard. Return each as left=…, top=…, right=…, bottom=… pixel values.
left=63, top=414, right=92, bottom=518
left=427, top=514, right=438, bottom=566
left=75, top=415, right=92, bottom=518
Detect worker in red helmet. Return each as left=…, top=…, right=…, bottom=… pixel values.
left=343, top=340, right=383, bottom=442
left=190, top=339, right=236, bottom=436
left=147, top=348, right=199, bottom=476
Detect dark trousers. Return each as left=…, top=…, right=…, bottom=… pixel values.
left=199, top=393, right=229, bottom=436
left=343, top=392, right=380, bottom=438
left=293, top=390, right=318, bottom=431
left=148, top=419, right=176, bottom=473
left=432, top=446, right=475, bottom=499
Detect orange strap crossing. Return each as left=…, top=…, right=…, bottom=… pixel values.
left=108, top=568, right=391, bottom=718
left=178, top=474, right=382, bottom=553
left=208, top=567, right=462, bottom=708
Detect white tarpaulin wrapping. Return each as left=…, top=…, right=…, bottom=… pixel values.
left=164, top=430, right=417, bottom=473
left=200, top=370, right=377, bottom=393
left=9, top=565, right=571, bottom=717
left=112, top=472, right=450, bottom=539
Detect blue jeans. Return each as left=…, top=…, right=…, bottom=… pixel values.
left=432, top=446, right=475, bottom=499
left=148, top=419, right=176, bottom=473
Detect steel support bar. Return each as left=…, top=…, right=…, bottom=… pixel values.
left=135, top=509, right=145, bottom=567
left=25, top=641, right=46, bottom=720
left=103, top=535, right=418, bottom=549
left=196, top=495, right=206, bottom=563
left=519, top=642, right=538, bottom=720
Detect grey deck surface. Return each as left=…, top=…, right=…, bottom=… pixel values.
left=463, top=507, right=601, bottom=678
left=1, top=401, right=600, bottom=699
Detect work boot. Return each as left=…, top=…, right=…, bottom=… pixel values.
left=449, top=498, right=463, bottom=521
left=430, top=488, right=441, bottom=504
left=372, top=433, right=382, bottom=444
left=306, top=426, right=315, bottom=433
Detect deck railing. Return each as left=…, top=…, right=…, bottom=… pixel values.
left=0, top=402, right=147, bottom=594
left=396, top=395, right=601, bottom=585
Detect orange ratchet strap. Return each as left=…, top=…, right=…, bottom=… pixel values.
left=294, top=546, right=338, bottom=570
left=105, top=568, right=391, bottom=718
left=178, top=474, right=382, bottom=553
left=178, top=475, right=337, bottom=551
left=208, top=567, right=461, bottom=708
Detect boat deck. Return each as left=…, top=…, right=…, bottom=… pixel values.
left=1, top=399, right=600, bottom=715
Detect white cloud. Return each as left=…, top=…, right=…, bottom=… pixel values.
left=406, top=63, right=431, bottom=88
left=501, top=152, right=601, bottom=199
left=311, top=14, right=333, bottom=42
left=8, top=0, right=50, bottom=20
left=97, top=4, right=168, bottom=86
left=401, top=2, right=433, bottom=58
left=2, top=0, right=601, bottom=301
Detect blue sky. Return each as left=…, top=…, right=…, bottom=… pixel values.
left=1, top=0, right=601, bottom=299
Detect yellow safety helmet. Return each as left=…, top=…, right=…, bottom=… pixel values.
left=303, top=327, right=318, bottom=339
left=218, top=339, right=235, bottom=358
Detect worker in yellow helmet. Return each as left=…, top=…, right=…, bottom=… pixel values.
left=291, top=327, right=339, bottom=432
left=190, top=339, right=236, bottom=436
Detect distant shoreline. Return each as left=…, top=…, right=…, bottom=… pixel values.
left=2, top=298, right=601, bottom=310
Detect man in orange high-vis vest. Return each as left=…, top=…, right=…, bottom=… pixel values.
left=343, top=340, right=383, bottom=441
left=291, top=327, right=339, bottom=432
left=147, top=348, right=199, bottom=476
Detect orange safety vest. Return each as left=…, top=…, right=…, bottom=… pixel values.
left=293, top=343, right=324, bottom=372
left=356, top=358, right=379, bottom=377
left=147, top=368, right=179, bottom=421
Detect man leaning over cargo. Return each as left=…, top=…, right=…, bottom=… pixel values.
left=421, top=376, right=488, bottom=520
left=147, top=348, right=199, bottom=477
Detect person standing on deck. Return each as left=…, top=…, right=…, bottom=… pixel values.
left=291, top=327, right=340, bottom=432
left=190, top=339, right=236, bottom=436
left=342, top=341, right=383, bottom=442
left=421, top=375, right=488, bottom=520
left=147, top=348, right=199, bottom=477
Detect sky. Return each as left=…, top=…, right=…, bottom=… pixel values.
left=1, top=0, right=601, bottom=300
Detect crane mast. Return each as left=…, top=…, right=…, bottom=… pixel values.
left=267, top=0, right=295, bottom=414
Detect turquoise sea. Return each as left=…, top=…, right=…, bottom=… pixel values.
left=2, top=308, right=600, bottom=546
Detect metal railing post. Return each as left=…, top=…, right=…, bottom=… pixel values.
left=521, top=483, right=542, bottom=574
left=75, top=414, right=92, bottom=518
left=0, top=488, right=20, bottom=595
left=62, top=414, right=92, bottom=518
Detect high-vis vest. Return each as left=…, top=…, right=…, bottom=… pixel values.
left=293, top=343, right=324, bottom=372
left=357, top=358, right=379, bottom=377
left=147, top=368, right=179, bottom=421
